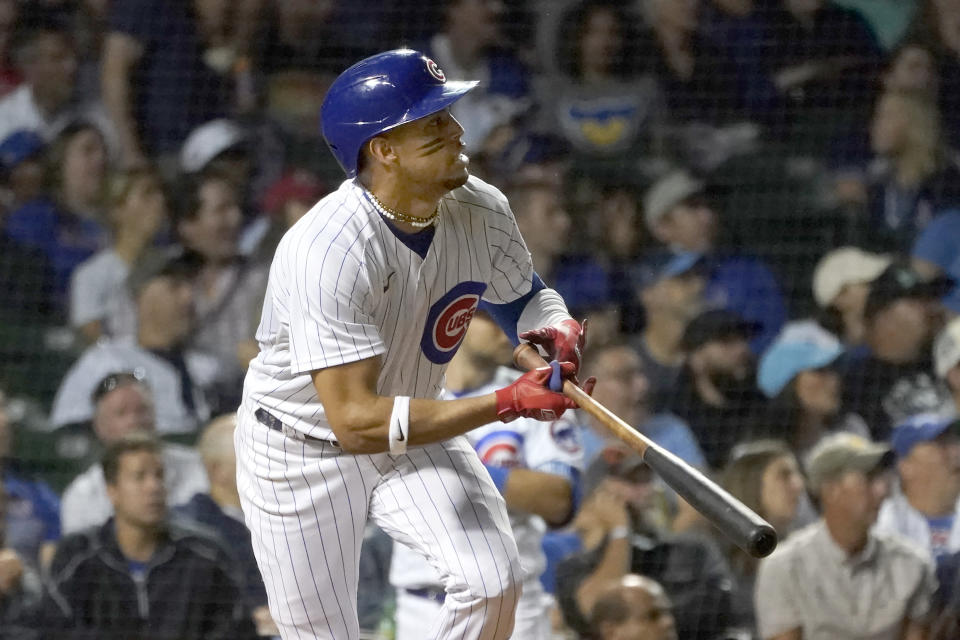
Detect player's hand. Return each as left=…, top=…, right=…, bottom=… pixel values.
left=495, top=361, right=580, bottom=422
left=519, top=318, right=587, bottom=374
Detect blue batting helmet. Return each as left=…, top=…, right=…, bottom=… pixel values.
left=320, top=49, right=478, bottom=177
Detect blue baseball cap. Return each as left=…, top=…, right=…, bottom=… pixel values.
left=0, top=129, right=45, bottom=173
left=635, top=251, right=703, bottom=290
left=891, top=413, right=960, bottom=458
left=758, top=339, right=844, bottom=398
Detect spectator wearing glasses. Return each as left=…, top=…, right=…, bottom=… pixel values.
left=59, top=371, right=207, bottom=535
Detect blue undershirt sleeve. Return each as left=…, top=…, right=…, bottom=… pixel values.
left=479, top=272, right=547, bottom=345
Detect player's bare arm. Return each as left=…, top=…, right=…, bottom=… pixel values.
left=312, top=355, right=582, bottom=454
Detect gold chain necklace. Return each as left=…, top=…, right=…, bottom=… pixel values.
left=367, top=191, right=439, bottom=229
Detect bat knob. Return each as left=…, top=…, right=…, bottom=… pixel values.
left=747, top=525, right=778, bottom=558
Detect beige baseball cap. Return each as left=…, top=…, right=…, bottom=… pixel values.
left=643, top=170, right=705, bottom=229
left=805, top=432, right=892, bottom=493
left=812, top=247, right=892, bottom=308
left=935, top=317, right=960, bottom=378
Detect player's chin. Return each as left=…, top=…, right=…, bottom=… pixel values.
left=443, top=163, right=470, bottom=190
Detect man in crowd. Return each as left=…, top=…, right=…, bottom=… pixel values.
left=756, top=432, right=936, bottom=639
left=590, top=574, right=678, bottom=640
left=60, top=371, right=207, bottom=534
left=665, top=308, right=767, bottom=470
left=632, top=251, right=706, bottom=406
left=50, top=249, right=220, bottom=434
left=843, top=263, right=954, bottom=441
left=43, top=432, right=255, bottom=638
left=174, top=413, right=274, bottom=636
left=389, top=312, right=583, bottom=639
left=581, top=341, right=705, bottom=470
left=643, top=169, right=786, bottom=351
left=876, top=413, right=960, bottom=570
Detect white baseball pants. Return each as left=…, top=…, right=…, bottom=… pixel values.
left=235, top=403, right=522, bottom=640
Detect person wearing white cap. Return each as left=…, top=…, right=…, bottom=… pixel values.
left=179, top=118, right=249, bottom=179
left=757, top=326, right=869, bottom=457
left=811, top=246, right=892, bottom=346
left=934, top=316, right=960, bottom=415
left=643, top=168, right=786, bottom=351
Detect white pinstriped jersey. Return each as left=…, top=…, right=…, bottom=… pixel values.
left=390, top=366, right=584, bottom=590
left=242, top=175, right=535, bottom=440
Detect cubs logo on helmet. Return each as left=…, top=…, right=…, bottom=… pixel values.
left=426, top=58, right=446, bottom=82
left=421, top=281, right=487, bottom=364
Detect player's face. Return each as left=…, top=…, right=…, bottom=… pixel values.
left=386, top=109, right=470, bottom=193
left=107, top=450, right=167, bottom=528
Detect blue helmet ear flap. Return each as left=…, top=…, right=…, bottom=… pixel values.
left=320, top=49, right=477, bottom=177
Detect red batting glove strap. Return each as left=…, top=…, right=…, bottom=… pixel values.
left=518, top=318, right=586, bottom=372
left=495, top=363, right=579, bottom=423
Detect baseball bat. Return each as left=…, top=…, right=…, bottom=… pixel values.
left=514, top=343, right=778, bottom=558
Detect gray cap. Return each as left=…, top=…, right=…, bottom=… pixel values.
left=643, top=170, right=705, bottom=229
left=805, top=432, right=892, bottom=493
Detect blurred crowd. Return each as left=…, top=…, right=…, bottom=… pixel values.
left=3, top=0, right=960, bottom=638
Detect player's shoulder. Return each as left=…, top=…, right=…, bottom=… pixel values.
left=445, top=175, right=512, bottom=218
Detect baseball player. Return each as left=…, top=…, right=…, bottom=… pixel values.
left=390, top=311, right=583, bottom=639
left=235, top=48, right=594, bottom=640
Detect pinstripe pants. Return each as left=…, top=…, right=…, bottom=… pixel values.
left=235, top=404, right=522, bottom=640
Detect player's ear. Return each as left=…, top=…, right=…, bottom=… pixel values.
left=366, top=136, right=397, bottom=170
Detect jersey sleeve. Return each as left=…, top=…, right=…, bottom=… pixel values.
left=287, top=232, right=386, bottom=375
left=482, top=200, right=535, bottom=305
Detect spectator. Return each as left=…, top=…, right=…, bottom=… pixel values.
left=934, top=316, right=960, bottom=414
left=101, top=0, right=233, bottom=167
left=0, top=17, right=112, bottom=144
left=50, top=250, right=220, bottom=433
left=912, top=208, right=960, bottom=312
left=43, top=432, right=254, bottom=639
left=842, top=89, right=960, bottom=252
left=643, top=169, right=787, bottom=351
left=535, top=1, right=665, bottom=164
left=906, top=0, right=960, bottom=150
left=555, top=453, right=734, bottom=640
left=583, top=340, right=706, bottom=471
left=4, top=119, right=108, bottom=303
left=718, top=440, right=807, bottom=629
left=69, top=166, right=168, bottom=343
left=876, top=414, right=960, bottom=574
left=665, top=309, right=768, bottom=471
left=247, top=168, right=325, bottom=265
left=503, top=178, right=609, bottom=315
left=755, top=432, right=936, bottom=639
left=636, top=0, right=745, bottom=125
left=811, top=246, right=892, bottom=348
left=0, top=477, right=42, bottom=640
left=60, top=371, right=208, bottom=535
left=172, top=169, right=269, bottom=401
left=757, top=325, right=869, bottom=456
left=0, top=388, right=60, bottom=572
left=842, top=263, right=954, bottom=441
left=0, top=129, right=45, bottom=212
left=0, top=0, right=19, bottom=98
left=175, top=413, right=276, bottom=637
left=421, top=0, right=531, bottom=154
left=389, top=312, right=583, bottom=639
left=632, top=251, right=706, bottom=406
left=590, top=574, right=677, bottom=640
left=884, top=41, right=940, bottom=96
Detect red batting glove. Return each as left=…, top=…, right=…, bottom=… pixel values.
left=519, top=318, right=587, bottom=374
left=495, top=361, right=580, bottom=422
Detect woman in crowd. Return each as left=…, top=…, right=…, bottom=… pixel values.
left=4, top=120, right=108, bottom=305
left=68, top=166, right=168, bottom=343
left=720, top=439, right=807, bottom=629
left=757, top=328, right=869, bottom=456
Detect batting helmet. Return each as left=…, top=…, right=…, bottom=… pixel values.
left=320, top=49, right=478, bottom=177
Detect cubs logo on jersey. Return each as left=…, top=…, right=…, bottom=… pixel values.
left=421, top=281, right=487, bottom=364
left=474, top=429, right=525, bottom=468
left=550, top=420, right=582, bottom=454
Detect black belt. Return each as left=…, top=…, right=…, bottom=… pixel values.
left=254, top=408, right=332, bottom=444
left=405, top=587, right=445, bottom=604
